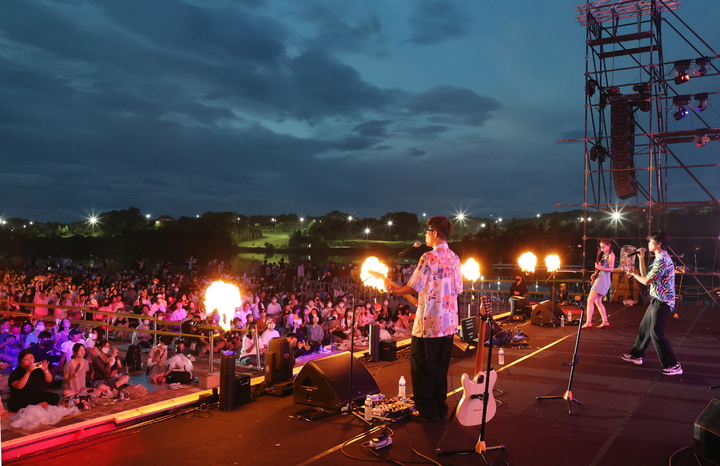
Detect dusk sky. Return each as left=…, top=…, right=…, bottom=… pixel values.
left=2, top=0, right=718, bottom=223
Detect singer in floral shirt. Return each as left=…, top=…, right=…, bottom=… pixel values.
left=387, top=216, right=463, bottom=422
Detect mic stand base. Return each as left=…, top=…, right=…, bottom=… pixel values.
left=536, top=390, right=582, bottom=415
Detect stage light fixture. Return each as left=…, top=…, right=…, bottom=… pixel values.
left=586, top=78, right=598, bottom=97
left=694, top=92, right=709, bottom=112
left=672, top=95, right=691, bottom=121
left=695, top=57, right=710, bottom=77
left=694, top=133, right=710, bottom=148
left=674, top=60, right=691, bottom=85
left=589, top=145, right=608, bottom=163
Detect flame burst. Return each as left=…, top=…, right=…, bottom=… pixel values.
left=545, top=254, right=561, bottom=273
left=519, top=252, right=537, bottom=273
left=360, top=257, right=389, bottom=292
left=461, top=258, right=480, bottom=282
left=204, top=281, right=242, bottom=331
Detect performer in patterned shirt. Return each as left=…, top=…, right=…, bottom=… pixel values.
left=386, top=216, right=463, bottom=421
left=622, top=231, right=683, bottom=376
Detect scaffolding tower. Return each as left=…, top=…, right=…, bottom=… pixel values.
left=568, top=0, right=720, bottom=302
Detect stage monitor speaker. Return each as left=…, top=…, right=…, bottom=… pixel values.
left=531, top=300, right=565, bottom=325
left=265, top=337, right=294, bottom=385
left=452, top=334, right=470, bottom=358
left=695, top=397, right=720, bottom=465
left=293, top=351, right=380, bottom=410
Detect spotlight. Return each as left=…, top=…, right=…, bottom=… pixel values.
left=674, top=60, right=691, bottom=85
left=694, top=92, right=709, bottom=112
left=589, top=145, right=608, bottom=163
left=694, top=133, right=710, bottom=148
left=695, top=57, right=710, bottom=77
left=633, top=82, right=651, bottom=112
left=672, top=95, right=691, bottom=121
left=586, top=78, right=598, bottom=97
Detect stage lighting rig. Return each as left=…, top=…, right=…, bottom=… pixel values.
left=672, top=95, right=691, bottom=121
left=694, top=57, right=710, bottom=77
left=674, top=60, right=691, bottom=85
left=694, top=92, right=709, bottom=112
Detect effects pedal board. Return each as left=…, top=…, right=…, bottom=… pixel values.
left=368, top=395, right=415, bottom=420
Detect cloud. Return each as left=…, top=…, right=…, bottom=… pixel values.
left=404, top=86, right=501, bottom=126
left=407, top=0, right=473, bottom=45
left=406, top=147, right=426, bottom=157
left=352, top=120, right=394, bottom=137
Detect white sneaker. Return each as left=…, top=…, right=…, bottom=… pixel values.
left=662, top=364, right=683, bottom=376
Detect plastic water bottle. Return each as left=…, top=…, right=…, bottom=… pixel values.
left=560, top=315, right=566, bottom=327
left=398, top=376, right=406, bottom=398
left=498, top=348, right=505, bottom=365
left=364, top=395, right=373, bottom=421
left=567, top=310, right=573, bottom=322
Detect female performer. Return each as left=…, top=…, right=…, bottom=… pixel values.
left=584, top=238, right=615, bottom=329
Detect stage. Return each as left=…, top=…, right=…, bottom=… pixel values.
left=3, top=302, right=720, bottom=466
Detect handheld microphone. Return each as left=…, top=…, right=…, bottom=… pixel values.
left=628, top=248, right=646, bottom=257
left=397, top=241, right=422, bottom=258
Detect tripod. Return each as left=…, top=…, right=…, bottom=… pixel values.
left=536, top=299, right=586, bottom=414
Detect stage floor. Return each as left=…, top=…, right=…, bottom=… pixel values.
left=3, top=302, right=720, bottom=466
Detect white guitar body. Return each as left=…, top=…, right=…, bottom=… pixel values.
left=455, top=370, right=497, bottom=426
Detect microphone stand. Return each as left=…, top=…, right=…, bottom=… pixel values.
left=536, top=276, right=586, bottom=414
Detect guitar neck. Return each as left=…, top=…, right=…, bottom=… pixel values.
left=386, top=278, right=418, bottom=306
left=474, top=295, right=491, bottom=375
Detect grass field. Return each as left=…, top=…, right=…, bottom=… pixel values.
left=236, top=230, right=413, bottom=249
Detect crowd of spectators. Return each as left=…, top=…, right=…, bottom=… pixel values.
left=0, top=255, right=417, bottom=412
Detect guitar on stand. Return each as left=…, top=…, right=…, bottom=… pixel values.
left=441, top=294, right=506, bottom=460
left=455, top=294, right=496, bottom=426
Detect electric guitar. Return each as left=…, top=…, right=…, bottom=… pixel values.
left=455, top=295, right=497, bottom=426
left=367, top=270, right=418, bottom=306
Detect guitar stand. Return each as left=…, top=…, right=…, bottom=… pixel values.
left=439, top=313, right=506, bottom=463
left=536, top=302, right=586, bottom=414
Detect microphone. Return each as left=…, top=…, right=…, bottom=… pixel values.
left=628, top=248, right=646, bottom=257
left=396, top=241, right=422, bottom=258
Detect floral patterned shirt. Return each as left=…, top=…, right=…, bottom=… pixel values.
left=646, top=250, right=676, bottom=309
left=407, top=243, right=463, bottom=338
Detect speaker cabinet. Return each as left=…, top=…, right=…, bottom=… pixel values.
left=379, top=340, right=397, bottom=361
left=293, top=352, right=380, bottom=410
left=235, top=374, right=251, bottom=406
left=265, top=337, right=294, bottom=385
left=695, top=398, right=720, bottom=465
left=531, top=300, right=565, bottom=325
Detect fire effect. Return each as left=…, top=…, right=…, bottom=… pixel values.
left=204, top=281, right=242, bottom=331
left=545, top=254, right=561, bottom=273
left=360, top=257, right=389, bottom=292
left=519, top=252, right=537, bottom=274
left=461, top=258, right=480, bottom=282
